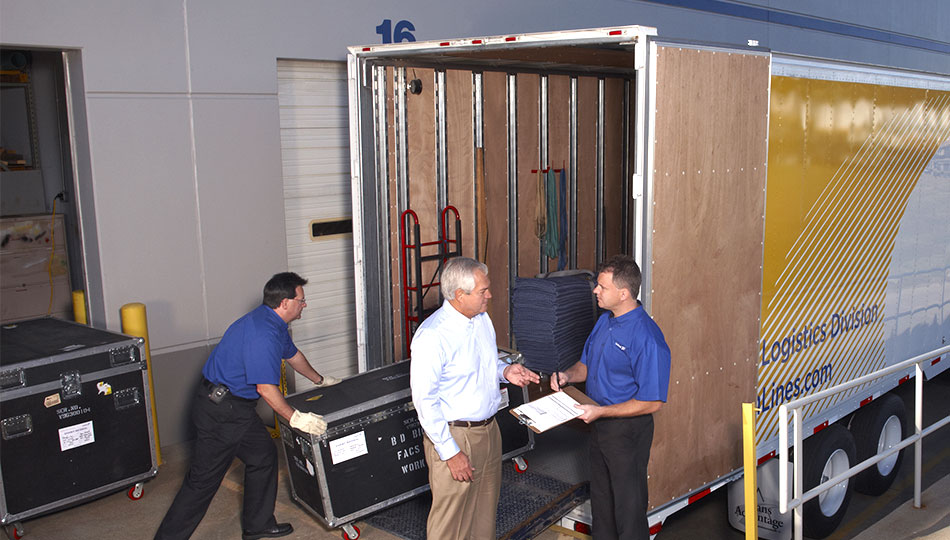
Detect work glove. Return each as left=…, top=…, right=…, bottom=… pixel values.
left=290, top=410, right=327, bottom=435
left=314, top=374, right=340, bottom=387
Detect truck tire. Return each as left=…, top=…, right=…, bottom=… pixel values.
left=849, top=393, right=905, bottom=495
left=802, top=424, right=856, bottom=539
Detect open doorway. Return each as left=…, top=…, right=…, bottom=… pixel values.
left=1, top=48, right=88, bottom=323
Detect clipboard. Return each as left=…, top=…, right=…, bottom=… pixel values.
left=509, top=386, right=596, bottom=433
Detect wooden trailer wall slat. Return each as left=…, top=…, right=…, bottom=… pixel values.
left=603, top=78, right=626, bottom=259
left=547, top=75, right=571, bottom=270
left=647, top=45, right=769, bottom=509
left=482, top=71, right=512, bottom=342
left=576, top=77, right=600, bottom=273
left=445, top=69, right=476, bottom=267
left=405, top=67, right=440, bottom=324
left=517, top=73, right=542, bottom=278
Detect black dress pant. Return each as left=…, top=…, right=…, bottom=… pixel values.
left=589, top=414, right=654, bottom=540
left=154, top=386, right=278, bottom=539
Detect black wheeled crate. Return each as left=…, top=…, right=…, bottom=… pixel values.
left=279, top=352, right=533, bottom=529
left=0, top=318, right=157, bottom=526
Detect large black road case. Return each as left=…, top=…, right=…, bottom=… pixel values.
left=279, top=352, right=533, bottom=537
left=0, top=318, right=157, bottom=531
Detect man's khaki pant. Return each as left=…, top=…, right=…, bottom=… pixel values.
left=423, top=420, right=502, bottom=540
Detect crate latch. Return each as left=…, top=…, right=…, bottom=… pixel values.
left=0, top=367, right=26, bottom=390
left=1, top=414, right=33, bottom=440
left=114, top=387, right=142, bottom=410
left=110, top=346, right=140, bottom=367
left=297, top=435, right=315, bottom=463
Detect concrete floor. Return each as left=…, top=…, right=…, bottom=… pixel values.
left=11, top=439, right=580, bottom=540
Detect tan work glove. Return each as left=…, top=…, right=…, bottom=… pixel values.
left=314, top=374, right=340, bottom=387
left=290, top=410, right=327, bottom=435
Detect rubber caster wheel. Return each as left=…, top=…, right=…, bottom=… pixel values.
left=513, top=456, right=528, bottom=473
left=128, top=483, right=144, bottom=500
left=342, top=524, right=360, bottom=540
left=6, top=522, right=25, bottom=540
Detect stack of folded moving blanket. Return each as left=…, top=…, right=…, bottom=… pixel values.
left=511, top=275, right=599, bottom=374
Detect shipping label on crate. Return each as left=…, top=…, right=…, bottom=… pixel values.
left=59, top=420, right=95, bottom=451
left=329, top=431, right=369, bottom=464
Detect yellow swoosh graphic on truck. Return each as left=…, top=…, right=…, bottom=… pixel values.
left=757, top=76, right=950, bottom=445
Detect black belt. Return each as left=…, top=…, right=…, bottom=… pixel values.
left=200, top=378, right=256, bottom=403
left=449, top=417, right=495, bottom=428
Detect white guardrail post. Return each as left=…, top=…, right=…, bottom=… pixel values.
left=777, top=344, right=950, bottom=539
left=915, top=361, right=923, bottom=508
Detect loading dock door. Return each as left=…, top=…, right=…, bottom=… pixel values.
left=277, top=60, right=358, bottom=391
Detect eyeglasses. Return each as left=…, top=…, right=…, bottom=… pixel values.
left=290, top=297, right=307, bottom=304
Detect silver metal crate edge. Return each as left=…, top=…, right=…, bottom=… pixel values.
left=278, top=358, right=533, bottom=532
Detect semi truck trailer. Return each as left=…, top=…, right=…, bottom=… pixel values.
left=344, top=25, right=950, bottom=538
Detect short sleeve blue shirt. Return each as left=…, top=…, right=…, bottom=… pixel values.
left=580, top=307, right=671, bottom=406
left=202, top=304, right=298, bottom=399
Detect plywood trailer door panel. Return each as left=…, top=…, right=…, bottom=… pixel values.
left=646, top=43, right=770, bottom=510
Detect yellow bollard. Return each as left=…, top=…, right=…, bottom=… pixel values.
left=742, top=402, right=758, bottom=540
left=72, top=290, right=87, bottom=324
left=267, top=359, right=289, bottom=439
left=121, top=303, right=163, bottom=465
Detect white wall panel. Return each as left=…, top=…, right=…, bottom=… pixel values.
left=85, top=96, right=206, bottom=346
left=191, top=96, right=288, bottom=335
left=183, top=1, right=283, bottom=94
left=0, top=1, right=188, bottom=93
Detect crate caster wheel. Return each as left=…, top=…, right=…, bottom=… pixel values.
left=341, top=524, right=360, bottom=540
left=6, top=522, right=25, bottom=540
left=513, top=456, right=528, bottom=473
left=128, top=482, right=144, bottom=500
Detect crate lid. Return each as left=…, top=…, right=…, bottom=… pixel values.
left=0, top=317, right=133, bottom=367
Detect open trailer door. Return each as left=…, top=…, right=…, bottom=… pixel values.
left=642, top=40, right=769, bottom=516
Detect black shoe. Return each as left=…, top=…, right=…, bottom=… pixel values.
left=242, top=522, right=293, bottom=540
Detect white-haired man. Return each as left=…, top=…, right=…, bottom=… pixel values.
left=410, top=257, right=540, bottom=540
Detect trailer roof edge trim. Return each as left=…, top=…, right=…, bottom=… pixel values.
left=772, top=53, right=950, bottom=91
left=348, top=25, right=658, bottom=57
left=650, top=37, right=771, bottom=58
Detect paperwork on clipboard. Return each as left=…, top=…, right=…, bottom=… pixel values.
left=509, top=386, right=596, bottom=433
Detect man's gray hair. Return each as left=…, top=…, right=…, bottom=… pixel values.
left=440, top=257, right=488, bottom=299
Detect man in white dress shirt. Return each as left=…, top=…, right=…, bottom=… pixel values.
left=410, top=257, right=539, bottom=540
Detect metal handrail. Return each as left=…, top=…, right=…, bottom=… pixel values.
left=778, top=343, right=950, bottom=540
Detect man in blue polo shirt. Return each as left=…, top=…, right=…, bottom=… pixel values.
left=552, top=255, right=671, bottom=540
left=155, top=272, right=338, bottom=540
